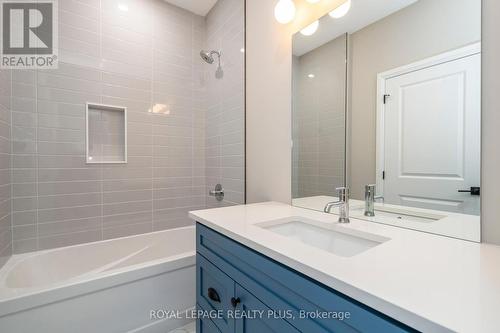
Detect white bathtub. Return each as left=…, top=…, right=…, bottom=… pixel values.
left=0, top=226, right=196, bottom=333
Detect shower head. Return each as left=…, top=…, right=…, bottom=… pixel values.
left=200, top=50, right=221, bottom=65
left=200, top=50, right=214, bottom=64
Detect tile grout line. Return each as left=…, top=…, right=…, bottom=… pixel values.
left=191, top=15, right=196, bottom=215
left=35, top=68, right=39, bottom=251
left=99, top=0, right=104, bottom=241
left=10, top=69, right=13, bottom=254
left=151, top=2, right=155, bottom=233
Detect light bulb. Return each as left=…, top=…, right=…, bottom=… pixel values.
left=118, top=3, right=129, bottom=12
left=274, top=0, right=296, bottom=24
left=308, top=74, right=315, bottom=78
left=306, top=0, right=321, bottom=3
left=300, top=20, right=319, bottom=36
left=329, top=0, right=351, bottom=18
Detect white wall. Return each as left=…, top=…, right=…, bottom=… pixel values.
left=246, top=0, right=500, bottom=244
left=246, top=0, right=345, bottom=204
left=481, top=0, right=500, bottom=245
left=246, top=0, right=291, bottom=204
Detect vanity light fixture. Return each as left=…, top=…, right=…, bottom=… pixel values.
left=300, top=20, right=319, bottom=36
left=118, top=3, right=129, bottom=12
left=274, top=0, right=296, bottom=24
left=329, top=0, right=351, bottom=18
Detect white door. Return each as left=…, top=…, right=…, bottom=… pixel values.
left=383, top=52, right=481, bottom=215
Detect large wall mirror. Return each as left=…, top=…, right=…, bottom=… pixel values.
left=292, top=0, right=481, bottom=242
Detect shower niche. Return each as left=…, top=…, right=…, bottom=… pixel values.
left=86, top=103, right=127, bottom=164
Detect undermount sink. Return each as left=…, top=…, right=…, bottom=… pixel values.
left=258, top=218, right=389, bottom=257
left=352, top=206, right=445, bottom=223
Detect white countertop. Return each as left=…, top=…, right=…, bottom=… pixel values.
left=190, top=202, right=500, bottom=333
left=293, top=196, right=481, bottom=242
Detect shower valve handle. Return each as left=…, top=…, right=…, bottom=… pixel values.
left=209, top=184, right=224, bottom=201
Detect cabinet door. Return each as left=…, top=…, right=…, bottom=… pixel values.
left=235, top=284, right=300, bottom=333
left=383, top=53, right=481, bottom=214
left=197, top=254, right=235, bottom=332
left=197, top=317, right=222, bottom=333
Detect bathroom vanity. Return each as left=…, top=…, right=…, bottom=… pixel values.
left=196, top=223, right=414, bottom=333
left=190, top=202, right=500, bottom=333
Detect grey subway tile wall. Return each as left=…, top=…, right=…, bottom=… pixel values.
left=0, top=69, right=12, bottom=267
left=8, top=0, right=245, bottom=253
left=205, top=0, right=245, bottom=207
left=292, top=35, right=346, bottom=198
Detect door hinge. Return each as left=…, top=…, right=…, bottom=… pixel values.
left=382, top=171, right=385, bottom=180
left=383, top=94, right=391, bottom=104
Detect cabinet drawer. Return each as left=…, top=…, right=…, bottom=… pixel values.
left=197, top=223, right=418, bottom=333
left=197, top=254, right=235, bottom=333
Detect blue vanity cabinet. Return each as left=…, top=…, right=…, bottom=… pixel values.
left=196, top=223, right=419, bottom=333
left=197, top=253, right=299, bottom=333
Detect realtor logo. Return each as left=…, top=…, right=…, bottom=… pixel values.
left=1, top=0, right=58, bottom=68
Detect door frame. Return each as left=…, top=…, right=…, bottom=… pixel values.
left=375, top=42, right=481, bottom=196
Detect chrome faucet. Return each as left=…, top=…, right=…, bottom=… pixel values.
left=324, top=187, right=350, bottom=224
left=364, top=184, right=384, bottom=217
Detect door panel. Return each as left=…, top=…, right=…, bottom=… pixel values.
left=197, top=254, right=235, bottom=333
left=384, top=53, right=481, bottom=214
left=197, top=317, right=223, bottom=333
left=399, top=72, right=465, bottom=177
left=234, top=284, right=300, bottom=333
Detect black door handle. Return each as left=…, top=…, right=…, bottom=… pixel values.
left=458, top=187, right=480, bottom=196
left=207, top=288, right=221, bottom=303
left=231, top=297, right=241, bottom=307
